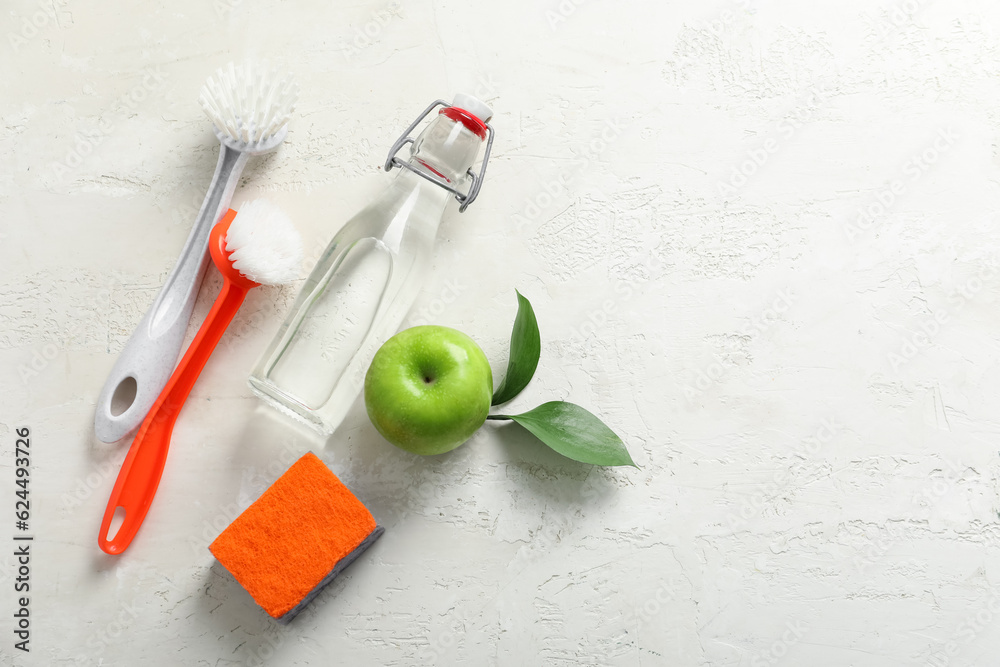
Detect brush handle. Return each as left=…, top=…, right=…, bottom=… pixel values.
left=94, top=145, right=250, bottom=444
left=99, top=223, right=250, bottom=554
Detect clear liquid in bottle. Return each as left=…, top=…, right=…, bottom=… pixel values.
left=248, top=95, right=494, bottom=435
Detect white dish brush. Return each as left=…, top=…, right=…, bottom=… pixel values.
left=94, top=62, right=299, bottom=443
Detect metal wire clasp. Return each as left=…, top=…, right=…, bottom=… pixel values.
left=383, top=99, right=495, bottom=213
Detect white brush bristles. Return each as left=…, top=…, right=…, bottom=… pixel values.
left=225, top=200, right=304, bottom=286
left=199, top=62, right=299, bottom=150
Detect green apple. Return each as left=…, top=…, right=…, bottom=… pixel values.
left=364, top=325, right=493, bottom=455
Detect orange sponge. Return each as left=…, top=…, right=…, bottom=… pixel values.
left=210, top=452, right=383, bottom=622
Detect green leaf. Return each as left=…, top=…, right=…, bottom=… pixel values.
left=499, top=401, right=636, bottom=467
left=491, top=290, right=541, bottom=406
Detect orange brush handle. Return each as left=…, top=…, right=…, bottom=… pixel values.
left=99, top=210, right=255, bottom=555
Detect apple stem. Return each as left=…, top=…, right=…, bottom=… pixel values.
left=485, top=414, right=512, bottom=421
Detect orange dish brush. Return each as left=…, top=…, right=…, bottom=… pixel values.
left=210, top=453, right=383, bottom=622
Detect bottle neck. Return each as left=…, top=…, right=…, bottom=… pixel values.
left=382, top=167, right=453, bottom=221
left=364, top=167, right=450, bottom=255
left=364, top=112, right=485, bottom=252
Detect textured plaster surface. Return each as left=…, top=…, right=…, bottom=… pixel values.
left=3, top=0, right=1000, bottom=665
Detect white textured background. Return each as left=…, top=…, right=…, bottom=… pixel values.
left=3, top=0, right=1000, bottom=665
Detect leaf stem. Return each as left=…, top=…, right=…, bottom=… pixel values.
left=485, top=414, right=513, bottom=421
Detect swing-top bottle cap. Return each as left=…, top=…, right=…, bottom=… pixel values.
left=385, top=95, right=496, bottom=211
left=451, top=93, right=493, bottom=123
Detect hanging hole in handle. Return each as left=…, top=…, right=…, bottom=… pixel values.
left=110, top=377, right=138, bottom=417
left=106, top=506, right=126, bottom=543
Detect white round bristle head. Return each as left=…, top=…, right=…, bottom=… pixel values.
left=225, top=200, right=303, bottom=285
left=199, top=61, right=299, bottom=154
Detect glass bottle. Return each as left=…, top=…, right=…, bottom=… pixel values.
left=248, top=94, right=495, bottom=435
